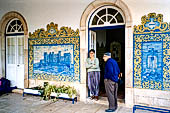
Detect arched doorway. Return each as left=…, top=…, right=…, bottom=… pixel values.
left=0, top=11, right=28, bottom=88
left=80, top=0, right=133, bottom=106
left=5, top=18, right=25, bottom=88
left=88, top=5, right=125, bottom=100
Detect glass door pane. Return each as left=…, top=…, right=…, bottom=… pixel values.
left=89, top=30, right=96, bottom=57
left=7, top=37, right=16, bottom=64
left=17, top=36, right=24, bottom=64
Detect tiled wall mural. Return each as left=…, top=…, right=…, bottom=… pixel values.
left=133, top=13, right=170, bottom=90
left=28, top=22, right=80, bottom=82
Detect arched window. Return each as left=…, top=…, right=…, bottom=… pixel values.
left=5, top=18, right=24, bottom=88
left=89, top=6, right=125, bottom=28
left=6, top=18, right=24, bottom=34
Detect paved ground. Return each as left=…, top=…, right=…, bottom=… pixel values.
left=0, top=93, right=155, bottom=113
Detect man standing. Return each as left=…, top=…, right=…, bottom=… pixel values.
left=103, top=52, right=120, bottom=112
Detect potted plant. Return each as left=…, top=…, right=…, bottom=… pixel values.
left=23, top=85, right=44, bottom=96
left=55, top=85, right=77, bottom=98
left=42, top=84, right=77, bottom=100
left=23, top=82, right=77, bottom=104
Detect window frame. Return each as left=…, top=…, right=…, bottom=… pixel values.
left=89, top=6, right=125, bottom=28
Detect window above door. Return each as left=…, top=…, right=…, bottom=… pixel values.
left=6, top=18, right=24, bottom=35
left=89, top=6, right=125, bottom=28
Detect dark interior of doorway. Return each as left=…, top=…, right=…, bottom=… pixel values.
left=94, top=28, right=125, bottom=100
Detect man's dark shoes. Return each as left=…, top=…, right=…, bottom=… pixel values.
left=105, top=109, right=116, bottom=112
left=90, top=96, right=95, bottom=100
left=95, top=96, right=99, bottom=101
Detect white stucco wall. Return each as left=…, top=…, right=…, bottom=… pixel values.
left=122, top=0, right=170, bottom=26
left=0, top=0, right=170, bottom=40
left=0, top=0, right=170, bottom=41
left=0, top=0, right=170, bottom=107
left=121, top=0, right=170, bottom=108
left=0, top=0, right=93, bottom=32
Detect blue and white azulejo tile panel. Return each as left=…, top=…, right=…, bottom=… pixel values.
left=28, top=22, right=80, bottom=82
left=133, top=13, right=170, bottom=90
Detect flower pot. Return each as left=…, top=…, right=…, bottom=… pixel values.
left=50, top=92, right=76, bottom=99
left=23, top=88, right=41, bottom=96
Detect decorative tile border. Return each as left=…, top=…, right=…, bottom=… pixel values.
left=28, top=22, right=80, bottom=82
left=133, top=13, right=170, bottom=90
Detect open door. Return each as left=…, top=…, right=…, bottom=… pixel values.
left=5, top=18, right=25, bottom=89
left=6, top=35, right=24, bottom=88
left=89, top=30, right=96, bottom=56
left=88, top=30, right=97, bottom=97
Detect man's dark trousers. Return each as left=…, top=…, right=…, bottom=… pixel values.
left=104, top=79, right=118, bottom=110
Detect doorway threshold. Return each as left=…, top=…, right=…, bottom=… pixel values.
left=86, top=97, right=125, bottom=105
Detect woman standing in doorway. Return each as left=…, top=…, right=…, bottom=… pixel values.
left=86, top=49, right=100, bottom=100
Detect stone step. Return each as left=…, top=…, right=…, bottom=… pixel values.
left=12, top=89, right=23, bottom=94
